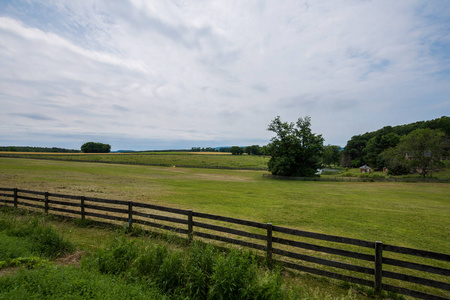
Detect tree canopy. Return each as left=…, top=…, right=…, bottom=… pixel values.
left=323, top=145, right=341, bottom=166
left=230, top=146, right=244, bottom=155
left=342, top=116, right=449, bottom=168
left=382, top=128, right=447, bottom=177
left=81, top=142, right=111, bottom=153
left=266, top=116, right=324, bottom=177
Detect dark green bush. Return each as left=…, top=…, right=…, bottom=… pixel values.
left=157, top=251, right=185, bottom=293
left=30, top=225, right=74, bottom=258
left=133, top=244, right=168, bottom=277
left=0, top=234, right=33, bottom=262
left=184, top=242, right=218, bottom=299
left=95, top=235, right=139, bottom=275
left=208, top=249, right=258, bottom=299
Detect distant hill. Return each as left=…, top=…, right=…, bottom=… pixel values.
left=112, top=150, right=136, bottom=153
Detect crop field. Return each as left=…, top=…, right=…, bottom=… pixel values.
left=0, top=157, right=448, bottom=254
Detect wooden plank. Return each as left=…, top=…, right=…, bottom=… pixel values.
left=84, top=197, right=129, bottom=206
left=84, top=211, right=128, bottom=222
left=193, top=221, right=266, bottom=240
left=48, top=207, right=81, bottom=216
left=193, top=211, right=267, bottom=229
left=0, top=193, right=14, bottom=198
left=0, top=188, right=15, bottom=192
left=382, top=283, right=449, bottom=300
left=278, top=260, right=374, bottom=288
left=49, top=193, right=83, bottom=200
left=0, top=199, right=14, bottom=205
left=84, top=203, right=129, bottom=215
left=18, top=189, right=46, bottom=196
left=273, top=248, right=374, bottom=275
left=383, top=244, right=450, bottom=262
left=383, top=270, right=450, bottom=291
left=273, top=236, right=374, bottom=261
left=18, top=195, right=43, bottom=202
left=273, top=225, right=374, bottom=248
left=133, top=219, right=189, bottom=234
left=133, top=211, right=188, bottom=225
left=18, top=202, right=43, bottom=209
left=383, top=257, right=450, bottom=276
left=133, top=202, right=189, bottom=215
left=195, top=231, right=266, bottom=251
left=48, top=199, right=80, bottom=208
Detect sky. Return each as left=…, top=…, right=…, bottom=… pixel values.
left=1, top=0, right=449, bottom=151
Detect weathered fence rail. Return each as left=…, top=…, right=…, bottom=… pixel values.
left=0, top=187, right=449, bottom=300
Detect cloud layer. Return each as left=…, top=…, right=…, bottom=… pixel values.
left=1, top=0, right=449, bottom=150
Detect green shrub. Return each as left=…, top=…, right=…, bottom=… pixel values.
left=342, top=172, right=354, bottom=177
left=30, top=225, right=74, bottom=258
left=95, top=235, right=139, bottom=275
left=253, top=269, right=283, bottom=300
left=358, top=173, right=386, bottom=179
left=0, top=266, right=164, bottom=299
left=157, top=251, right=185, bottom=293
left=133, top=244, right=168, bottom=277
left=184, top=242, right=218, bottom=299
left=6, top=256, right=50, bottom=269
left=3, top=217, right=39, bottom=237
left=208, top=250, right=258, bottom=299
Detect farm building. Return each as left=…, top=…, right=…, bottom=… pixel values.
left=360, top=165, right=371, bottom=173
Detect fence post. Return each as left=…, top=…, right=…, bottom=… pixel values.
left=13, top=188, right=18, bottom=208
left=267, top=223, right=273, bottom=268
left=188, top=210, right=193, bottom=243
left=80, top=196, right=85, bottom=220
left=128, top=201, right=133, bottom=230
left=375, top=241, right=383, bottom=293
left=44, top=192, right=49, bottom=214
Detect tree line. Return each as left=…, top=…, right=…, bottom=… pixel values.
left=341, top=116, right=449, bottom=169
left=0, top=146, right=80, bottom=153
left=191, top=145, right=268, bottom=155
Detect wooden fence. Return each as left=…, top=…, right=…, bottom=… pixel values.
left=0, top=187, right=448, bottom=300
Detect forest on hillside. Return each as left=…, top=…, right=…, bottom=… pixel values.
left=341, top=116, right=449, bottom=169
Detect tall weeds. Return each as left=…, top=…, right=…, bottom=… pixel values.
left=85, top=237, right=284, bottom=299
left=0, top=213, right=73, bottom=259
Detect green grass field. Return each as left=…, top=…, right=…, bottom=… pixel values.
left=0, top=157, right=448, bottom=254
left=1, top=156, right=449, bottom=298
left=0, top=152, right=270, bottom=170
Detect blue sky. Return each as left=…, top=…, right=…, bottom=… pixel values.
left=1, top=0, right=449, bottom=151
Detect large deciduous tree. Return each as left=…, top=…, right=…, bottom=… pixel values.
left=266, top=116, right=324, bottom=177
left=81, top=142, right=111, bottom=153
left=323, top=145, right=341, bottom=167
left=382, top=128, right=447, bottom=177
left=230, top=146, right=244, bottom=155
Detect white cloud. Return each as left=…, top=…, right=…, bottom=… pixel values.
left=0, top=0, right=449, bottom=150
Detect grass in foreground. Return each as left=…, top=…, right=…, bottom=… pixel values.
left=0, top=209, right=386, bottom=300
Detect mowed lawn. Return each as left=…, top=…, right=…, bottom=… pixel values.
left=0, top=157, right=449, bottom=254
